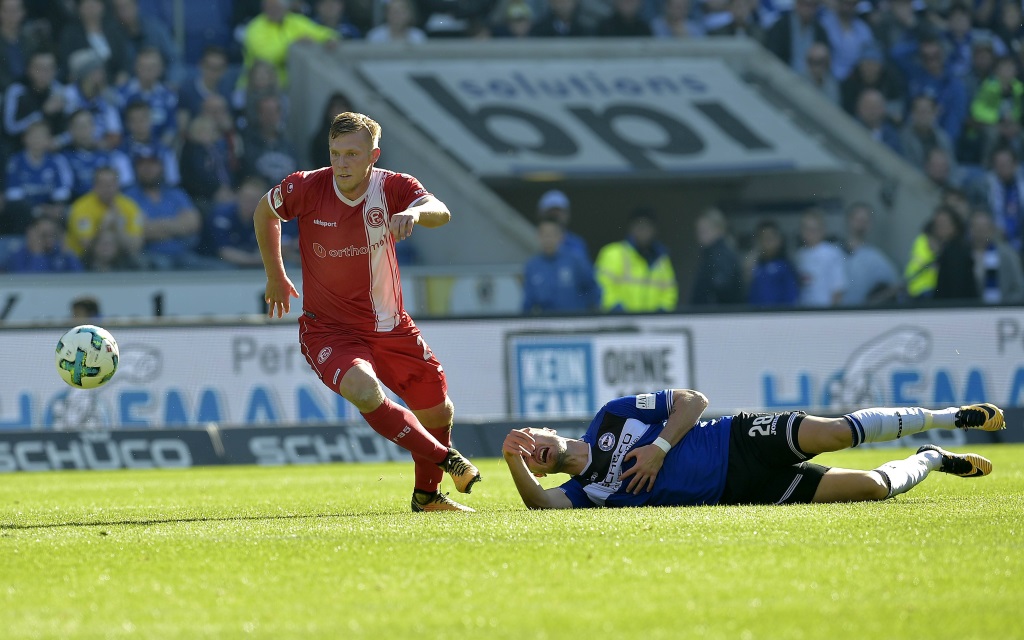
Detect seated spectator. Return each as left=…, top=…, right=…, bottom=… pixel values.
left=796, top=208, right=846, bottom=306
left=111, top=0, right=184, bottom=85
left=855, top=88, right=901, bottom=154
left=70, top=295, right=101, bottom=320
left=704, top=0, right=762, bottom=39
left=177, top=46, right=232, bottom=118
left=232, top=58, right=281, bottom=130
left=3, top=49, right=70, bottom=151
left=763, top=0, right=827, bottom=72
left=208, top=176, right=293, bottom=267
left=125, top=152, right=213, bottom=270
left=116, top=46, right=178, bottom=147
left=529, top=0, right=592, bottom=36
left=944, top=3, right=976, bottom=80
left=522, top=218, right=601, bottom=314
left=841, top=202, right=900, bottom=305
left=198, top=93, right=242, bottom=180
left=649, top=0, right=702, bottom=38
left=57, top=0, right=131, bottom=85
left=366, top=0, right=428, bottom=43
left=240, top=0, right=337, bottom=88
left=964, top=34, right=999, bottom=99
left=491, top=1, right=535, bottom=38
left=179, top=115, right=235, bottom=206
left=61, top=108, right=133, bottom=198
left=993, top=0, right=1024, bottom=59
left=818, top=0, right=875, bottom=81
left=985, top=146, right=1024, bottom=252
left=933, top=204, right=978, bottom=300
left=689, top=207, right=744, bottom=305
left=596, top=0, right=652, bottom=36
left=3, top=120, right=73, bottom=234
left=900, top=95, right=957, bottom=170
left=981, top=111, right=1024, bottom=165
left=308, top=91, right=354, bottom=168
left=314, top=0, right=362, bottom=39
left=64, top=48, right=123, bottom=150
left=800, top=42, right=840, bottom=104
left=746, top=220, right=799, bottom=306
left=536, top=189, right=588, bottom=259
left=0, top=0, right=44, bottom=91
left=241, top=93, right=298, bottom=186
left=120, top=99, right=179, bottom=186
left=2, top=215, right=82, bottom=272
left=594, top=207, right=678, bottom=313
left=81, top=225, right=144, bottom=271
left=65, top=165, right=143, bottom=259
left=892, top=37, right=969, bottom=143
left=970, top=207, right=1024, bottom=303
left=840, top=42, right=905, bottom=121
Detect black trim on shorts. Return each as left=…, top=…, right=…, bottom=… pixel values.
left=719, top=412, right=831, bottom=505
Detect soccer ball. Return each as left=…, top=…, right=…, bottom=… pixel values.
left=55, top=325, right=119, bottom=389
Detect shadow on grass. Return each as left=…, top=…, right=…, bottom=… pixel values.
left=0, top=510, right=399, bottom=531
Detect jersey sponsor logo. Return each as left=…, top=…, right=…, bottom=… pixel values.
left=317, top=346, right=332, bottom=365
left=311, top=235, right=389, bottom=258
left=365, top=207, right=385, bottom=228
left=598, top=432, right=617, bottom=451
left=313, top=219, right=337, bottom=227
left=272, top=186, right=283, bottom=208
left=313, top=243, right=327, bottom=258
left=636, top=393, right=655, bottom=409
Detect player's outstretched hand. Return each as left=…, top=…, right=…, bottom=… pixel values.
left=620, top=444, right=667, bottom=494
left=390, top=211, right=418, bottom=241
left=502, top=429, right=536, bottom=458
left=265, top=276, right=299, bottom=318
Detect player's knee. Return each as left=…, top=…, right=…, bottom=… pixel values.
left=862, top=472, right=890, bottom=501
left=337, top=368, right=384, bottom=409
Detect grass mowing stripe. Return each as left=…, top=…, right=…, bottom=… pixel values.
left=1, top=445, right=1021, bottom=639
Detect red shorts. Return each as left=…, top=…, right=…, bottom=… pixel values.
left=298, top=312, right=448, bottom=410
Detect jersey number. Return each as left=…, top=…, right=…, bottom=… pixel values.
left=748, top=415, right=774, bottom=437
left=416, top=336, right=434, bottom=361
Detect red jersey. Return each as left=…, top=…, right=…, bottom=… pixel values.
left=268, top=167, right=430, bottom=332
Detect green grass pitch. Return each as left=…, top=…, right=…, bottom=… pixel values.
left=2, top=445, right=1022, bottom=639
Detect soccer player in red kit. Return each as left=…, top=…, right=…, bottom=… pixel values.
left=253, top=112, right=481, bottom=512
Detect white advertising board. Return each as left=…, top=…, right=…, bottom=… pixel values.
left=358, top=58, right=842, bottom=177
left=1, top=307, right=1021, bottom=429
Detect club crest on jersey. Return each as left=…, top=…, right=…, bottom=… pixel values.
left=287, top=183, right=294, bottom=193
left=272, top=186, right=283, bottom=208
left=598, top=432, right=617, bottom=451
left=365, top=207, right=385, bottom=228
left=317, top=346, right=332, bottom=364
left=313, top=243, right=327, bottom=258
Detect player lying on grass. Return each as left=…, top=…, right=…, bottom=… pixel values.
left=502, top=389, right=1005, bottom=509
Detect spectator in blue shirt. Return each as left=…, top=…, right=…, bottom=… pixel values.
left=111, top=0, right=185, bottom=86
left=125, top=151, right=215, bottom=270
left=522, top=218, right=601, bottom=314
left=986, top=146, right=1024, bottom=253
left=892, top=36, right=970, bottom=143
left=855, top=88, right=902, bottom=155
left=208, top=175, right=298, bottom=268
left=177, top=46, right=233, bottom=118
left=0, top=0, right=43, bottom=91
left=117, top=46, right=178, bottom=146
left=3, top=215, right=82, bottom=273
left=314, top=0, right=362, bottom=39
left=121, top=99, right=179, bottom=186
left=64, top=48, right=123, bottom=150
left=536, top=189, right=589, bottom=260
left=61, top=108, right=133, bottom=198
left=819, top=0, right=875, bottom=81
left=3, top=120, right=73, bottom=233
left=747, top=220, right=800, bottom=306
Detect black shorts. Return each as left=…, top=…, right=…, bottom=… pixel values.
left=718, top=412, right=831, bottom=506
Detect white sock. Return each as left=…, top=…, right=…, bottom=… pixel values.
left=844, top=407, right=955, bottom=446
left=873, top=450, right=941, bottom=498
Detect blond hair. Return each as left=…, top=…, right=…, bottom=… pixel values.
left=329, top=112, right=381, bottom=148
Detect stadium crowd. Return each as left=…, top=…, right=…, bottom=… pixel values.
left=0, top=0, right=1022, bottom=309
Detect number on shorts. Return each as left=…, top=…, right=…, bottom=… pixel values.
left=416, top=336, right=433, bottom=361
left=748, top=414, right=774, bottom=437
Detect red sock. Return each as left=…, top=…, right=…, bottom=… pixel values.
left=412, top=426, right=451, bottom=492
left=361, top=399, right=448, bottom=469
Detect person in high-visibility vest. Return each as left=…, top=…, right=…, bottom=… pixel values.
left=594, top=207, right=678, bottom=313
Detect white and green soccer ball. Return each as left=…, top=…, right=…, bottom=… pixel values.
left=55, top=325, right=119, bottom=389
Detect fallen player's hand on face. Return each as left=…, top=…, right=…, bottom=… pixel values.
left=619, top=444, right=667, bottom=494
left=502, top=429, right=536, bottom=458
left=389, top=212, right=418, bottom=241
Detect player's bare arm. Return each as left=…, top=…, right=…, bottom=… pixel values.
left=620, top=389, right=710, bottom=494
left=502, top=430, right=573, bottom=510
left=253, top=193, right=298, bottom=318
left=389, top=195, right=451, bottom=241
